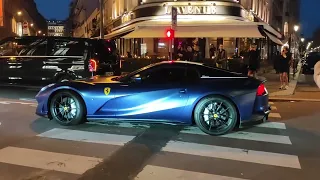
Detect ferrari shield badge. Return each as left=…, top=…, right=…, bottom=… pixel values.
left=104, top=87, right=111, bottom=95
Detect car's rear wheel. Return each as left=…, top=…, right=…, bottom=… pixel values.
left=49, top=91, right=86, bottom=126
left=194, top=96, right=238, bottom=136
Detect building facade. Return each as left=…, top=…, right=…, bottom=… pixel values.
left=0, top=0, right=47, bottom=40
left=70, top=0, right=101, bottom=38
left=47, top=20, right=65, bottom=36
left=69, top=0, right=286, bottom=64
left=104, top=0, right=282, bottom=59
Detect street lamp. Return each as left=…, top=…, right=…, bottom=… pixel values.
left=294, top=25, right=299, bottom=32
left=30, top=23, right=34, bottom=27
left=301, top=38, right=305, bottom=42
left=17, top=11, right=22, bottom=16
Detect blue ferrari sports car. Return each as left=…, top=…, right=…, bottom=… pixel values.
left=35, top=61, right=270, bottom=135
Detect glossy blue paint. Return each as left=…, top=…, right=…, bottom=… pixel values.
left=35, top=61, right=269, bottom=125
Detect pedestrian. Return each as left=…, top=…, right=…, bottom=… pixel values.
left=215, top=44, right=227, bottom=68
left=247, top=44, right=259, bottom=77
left=314, top=61, right=320, bottom=88
left=209, top=44, right=216, bottom=59
left=175, top=44, right=184, bottom=60
left=273, top=51, right=280, bottom=74
left=278, top=46, right=291, bottom=90
left=184, top=45, right=194, bottom=61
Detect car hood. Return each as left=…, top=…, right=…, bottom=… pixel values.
left=74, top=75, right=121, bottom=84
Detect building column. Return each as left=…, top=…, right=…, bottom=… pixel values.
left=205, top=38, right=210, bottom=59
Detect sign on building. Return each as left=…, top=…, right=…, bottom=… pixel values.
left=22, top=21, right=29, bottom=36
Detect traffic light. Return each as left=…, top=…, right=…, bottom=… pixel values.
left=166, top=29, right=175, bottom=39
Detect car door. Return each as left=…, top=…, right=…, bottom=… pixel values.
left=17, top=37, right=48, bottom=85
left=46, top=38, right=87, bottom=82
left=0, top=37, right=24, bottom=84
left=113, top=64, right=190, bottom=122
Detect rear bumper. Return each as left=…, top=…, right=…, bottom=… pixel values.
left=241, top=95, right=270, bottom=126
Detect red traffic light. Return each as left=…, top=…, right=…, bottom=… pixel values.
left=166, top=29, right=175, bottom=39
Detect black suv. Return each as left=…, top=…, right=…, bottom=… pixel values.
left=0, top=36, right=120, bottom=85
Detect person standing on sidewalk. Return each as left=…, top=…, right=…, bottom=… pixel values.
left=278, top=46, right=291, bottom=90
left=314, top=61, right=320, bottom=88
left=247, top=44, right=260, bottom=77
left=215, top=44, right=227, bottom=68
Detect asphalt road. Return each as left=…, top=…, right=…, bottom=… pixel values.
left=0, top=86, right=320, bottom=180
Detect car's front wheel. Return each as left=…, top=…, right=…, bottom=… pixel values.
left=194, top=96, right=238, bottom=136
left=49, top=91, right=86, bottom=126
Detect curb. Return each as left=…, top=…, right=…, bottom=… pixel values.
left=269, top=97, right=320, bottom=102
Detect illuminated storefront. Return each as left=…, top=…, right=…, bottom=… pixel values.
left=105, top=0, right=282, bottom=61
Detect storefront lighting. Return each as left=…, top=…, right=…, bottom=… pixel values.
left=151, top=15, right=226, bottom=22
left=30, top=23, right=34, bottom=27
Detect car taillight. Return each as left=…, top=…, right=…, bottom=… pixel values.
left=89, top=59, right=97, bottom=72
left=256, top=83, right=266, bottom=96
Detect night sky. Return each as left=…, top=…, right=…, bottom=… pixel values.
left=35, top=0, right=318, bottom=38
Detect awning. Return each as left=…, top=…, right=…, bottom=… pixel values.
left=264, top=30, right=284, bottom=45
left=104, top=27, right=134, bottom=40
left=123, top=25, right=264, bottom=39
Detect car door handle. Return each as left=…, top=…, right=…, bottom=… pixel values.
left=179, top=89, right=187, bottom=93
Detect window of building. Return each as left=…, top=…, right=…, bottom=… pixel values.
left=0, top=0, right=3, bottom=26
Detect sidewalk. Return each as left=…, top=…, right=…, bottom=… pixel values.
left=259, top=62, right=302, bottom=96
left=259, top=63, right=320, bottom=101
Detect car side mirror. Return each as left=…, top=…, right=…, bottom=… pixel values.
left=131, top=75, right=142, bottom=83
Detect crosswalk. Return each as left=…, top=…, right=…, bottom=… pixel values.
left=0, top=100, right=298, bottom=179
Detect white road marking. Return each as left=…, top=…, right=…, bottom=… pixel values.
left=255, top=122, right=286, bottom=129
left=135, top=165, right=248, bottom=180
left=0, top=147, right=103, bottom=174
left=0, top=102, right=10, bottom=104
left=37, top=128, right=135, bottom=146
left=181, top=127, right=292, bottom=144
left=19, top=98, right=37, bottom=102
left=162, top=141, right=301, bottom=169
left=0, top=101, right=36, bottom=105
left=269, top=113, right=281, bottom=118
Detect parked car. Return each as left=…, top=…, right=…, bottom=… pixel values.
left=0, top=36, right=120, bottom=86
left=302, top=52, right=320, bottom=74
left=35, top=61, right=270, bottom=136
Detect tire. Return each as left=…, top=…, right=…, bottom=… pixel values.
left=193, top=96, right=238, bottom=136
left=49, top=91, right=86, bottom=126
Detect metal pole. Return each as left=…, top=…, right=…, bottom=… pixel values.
left=169, top=39, right=172, bottom=60
left=100, top=0, right=104, bottom=39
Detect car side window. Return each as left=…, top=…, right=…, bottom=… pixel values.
left=16, top=38, right=47, bottom=56
left=186, top=68, right=201, bottom=82
left=196, top=65, right=233, bottom=77
left=0, top=39, right=15, bottom=56
left=49, top=39, right=85, bottom=56
left=0, top=38, right=47, bottom=56
left=137, top=66, right=186, bottom=84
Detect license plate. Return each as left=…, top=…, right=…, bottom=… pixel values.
left=105, top=72, right=114, bottom=76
